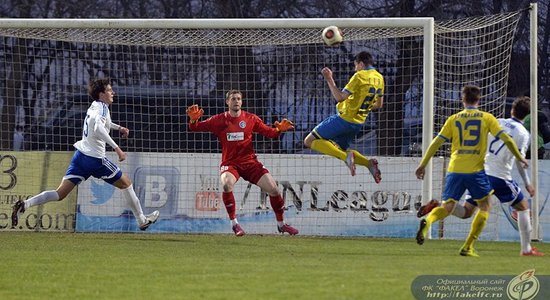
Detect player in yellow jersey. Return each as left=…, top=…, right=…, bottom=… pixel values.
left=415, top=85, right=528, bottom=257
left=303, top=51, right=383, bottom=183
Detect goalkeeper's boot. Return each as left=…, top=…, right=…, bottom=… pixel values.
left=232, top=224, right=245, bottom=236
left=367, top=159, right=382, bottom=183
left=459, top=247, right=480, bottom=257
left=11, top=200, right=26, bottom=227
left=417, top=199, right=441, bottom=218
left=345, top=151, right=356, bottom=176
left=521, top=247, right=545, bottom=256
left=139, top=210, right=160, bottom=231
left=278, top=223, right=299, bottom=235
left=416, top=219, right=427, bottom=245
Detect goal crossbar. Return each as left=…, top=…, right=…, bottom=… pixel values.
left=0, top=18, right=434, bottom=29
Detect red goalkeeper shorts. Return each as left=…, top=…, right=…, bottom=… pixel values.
left=219, top=159, right=270, bottom=184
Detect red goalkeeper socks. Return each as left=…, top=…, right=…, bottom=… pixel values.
left=269, top=195, right=285, bottom=221
left=222, top=192, right=236, bottom=220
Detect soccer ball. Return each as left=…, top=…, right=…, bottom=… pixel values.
left=322, top=26, right=343, bottom=46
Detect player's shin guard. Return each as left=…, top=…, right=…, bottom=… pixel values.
left=451, top=204, right=467, bottom=219
left=350, top=150, right=370, bottom=167
left=517, top=210, right=532, bottom=253
left=426, top=207, right=450, bottom=226
left=223, top=191, right=237, bottom=220
left=26, top=190, right=60, bottom=208
left=462, top=210, right=489, bottom=250
left=310, top=139, right=346, bottom=161
left=121, top=184, right=147, bottom=224
left=269, top=195, right=285, bottom=221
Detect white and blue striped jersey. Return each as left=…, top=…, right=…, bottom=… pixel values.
left=485, top=118, right=530, bottom=181
left=73, top=101, right=119, bottom=158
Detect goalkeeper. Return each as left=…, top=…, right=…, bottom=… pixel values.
left=187, top=89, right=298, bottom=236
left=303, top=51, right=383, bottom=183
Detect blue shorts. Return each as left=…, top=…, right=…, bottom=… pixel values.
left=466, top=175, right=524, bottom=207
left=64, top=150, right=122, bottom=185
left=312, top=115, right=362, bottom=150
left=442, top=170, right=493, bottom=203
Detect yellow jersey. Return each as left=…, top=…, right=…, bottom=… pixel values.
left=438, top=108, right=503, bottom=173
left=338, top=68, right=384, bottom=124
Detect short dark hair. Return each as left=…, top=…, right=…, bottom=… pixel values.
left=354, top=51, right=374, bottom=66
left=88, top=78, right=111, bottom=100
left=511, top=96, right=530, bottom=120
left=225, top=89, right=242, bottom=100
left=461, top=85, right=481, bottom=105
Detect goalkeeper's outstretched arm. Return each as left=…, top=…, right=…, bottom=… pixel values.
left=186, top=104, right=204, bottom=124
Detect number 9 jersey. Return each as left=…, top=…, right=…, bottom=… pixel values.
left=438, top=107, right=503, bottom=174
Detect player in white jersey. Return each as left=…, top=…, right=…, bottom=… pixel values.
left=418, top=96, right=543, bottom=256
left=12, top=78, right=159, bottom=231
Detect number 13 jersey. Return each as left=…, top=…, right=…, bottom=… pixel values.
left=438, top=107, right=503, bottom=174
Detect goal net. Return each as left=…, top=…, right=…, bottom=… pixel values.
left=0, top=12, right=532, bottom=239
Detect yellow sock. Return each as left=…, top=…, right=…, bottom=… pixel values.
left=350, top=149, right=371, bottom=167
left=462, top=210, right=489, bottom=250
left=311, top=139, right=346, bottom=161
left=426, top=207, right=449, bottom=226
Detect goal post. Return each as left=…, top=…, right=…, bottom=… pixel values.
left=529, top=2, right=541, bottom=241
left=0, top=12, right=540, bottom=241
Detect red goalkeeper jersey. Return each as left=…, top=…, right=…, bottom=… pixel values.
left=189, top=111, right=280, bottom=166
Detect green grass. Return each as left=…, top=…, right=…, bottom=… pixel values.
left=1, top=232, right=548, bottom=300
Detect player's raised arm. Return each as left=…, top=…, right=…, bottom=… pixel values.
left=252, top=115, right=290, bottom=139
left=186, top=104, right=204, bottom=124
left=321, top=67, right=349, bottom=102
left=274, top=118, right=294, bottom=133
left=372, top=96, right=384, bottom=110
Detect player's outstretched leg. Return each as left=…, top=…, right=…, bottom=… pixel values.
left=139, top=210, right=160, bottom=231
left=367, top=159, right=381, bottom=184
left=417, top=199, right=440, bottom=218
left=11, top=200, right=26, bottom=227
left=416, top=219, right=427, bottom=245
left=12, top=190, right=61, bottom=227
left=345, top=151, right=356, bottom=176
left=348, top=150, right=381, bottom=183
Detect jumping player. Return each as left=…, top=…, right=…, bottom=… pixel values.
left=303, top=51, right=383, bottom=182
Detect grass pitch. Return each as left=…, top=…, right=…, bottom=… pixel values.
left=1, top=232, right=548, bottom=300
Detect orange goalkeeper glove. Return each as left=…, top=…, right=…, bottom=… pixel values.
left=274, top=119, right=294, bottom=133
left=186, top=104, right=204, bottom=123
